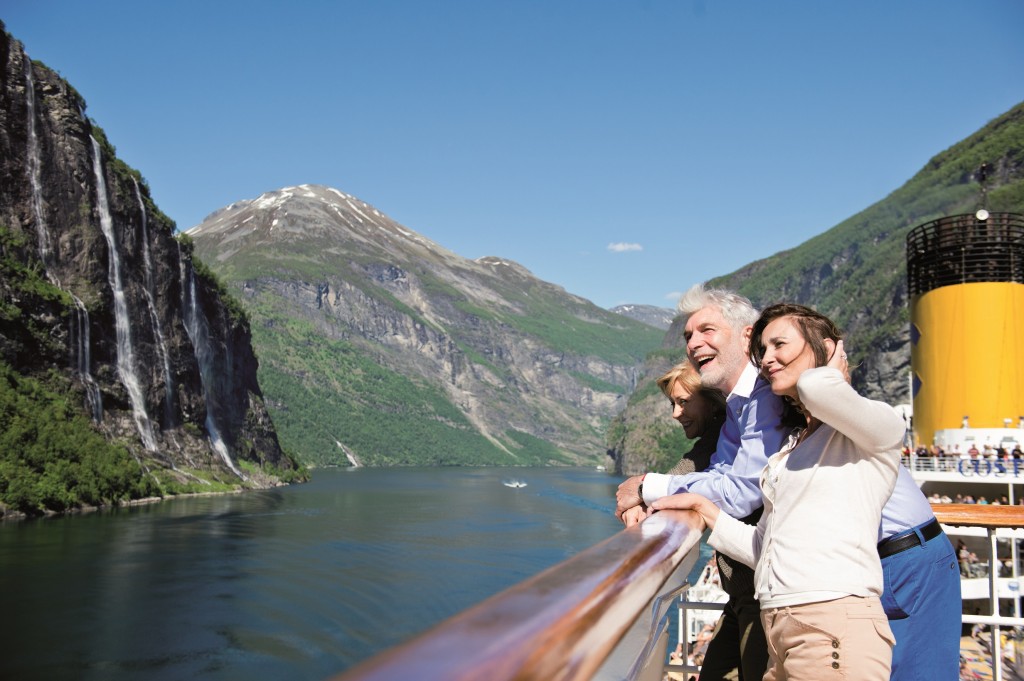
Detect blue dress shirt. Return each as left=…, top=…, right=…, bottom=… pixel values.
left=642, top=363, right=789, bottom=518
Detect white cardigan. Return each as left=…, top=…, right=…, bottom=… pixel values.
left=709, top=367, right=903, bottom=609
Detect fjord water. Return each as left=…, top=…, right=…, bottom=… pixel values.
left=0, top=467, right=640, bottom=681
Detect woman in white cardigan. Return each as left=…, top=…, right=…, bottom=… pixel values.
left=651, top=303, right=903, bottom=681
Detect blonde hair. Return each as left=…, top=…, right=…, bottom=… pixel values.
left=656, top=362, right=727, bottom=415
left=657, top=361, right=702, bottom=397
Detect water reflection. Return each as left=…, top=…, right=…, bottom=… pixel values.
left=0, top=467, right=624, bottom=681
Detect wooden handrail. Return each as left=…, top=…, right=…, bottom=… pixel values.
left=931, top=503, right=1024, bottom=529
left=327, top=510, right=705, bottom=681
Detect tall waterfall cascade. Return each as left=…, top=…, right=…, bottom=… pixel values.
left=2, top=37, right=297, bottom=496
left=91, top=137, right=158, bottom=451
left=178, top=246, right=245, bottom=479
left=70, top=294, right=104, bottom=422
left=25, top=60, right=104, bottom=420
left=24, top=58, right=52, bottom=263
left=133, top=179, right=175, bottom=427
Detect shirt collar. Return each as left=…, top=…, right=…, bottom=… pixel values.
left=727, top=362, right=760, bottom=401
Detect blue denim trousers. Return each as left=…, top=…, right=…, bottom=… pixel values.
left=880, top=527, right=961, bottom=681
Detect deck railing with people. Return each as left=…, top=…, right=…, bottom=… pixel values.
left=902, top=453, right=1024, bottom=481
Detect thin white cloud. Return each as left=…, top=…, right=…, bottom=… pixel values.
left=607, top=242, right=643, bottom=253
left=664, top=291, right=683, bottom=304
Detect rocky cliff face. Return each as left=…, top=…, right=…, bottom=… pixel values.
left=0, top=30, right=297, bottom=487
left=187, top=185, right=663, bottom=466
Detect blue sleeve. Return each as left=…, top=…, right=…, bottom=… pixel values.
left=667, top=379, right=788, bottom=518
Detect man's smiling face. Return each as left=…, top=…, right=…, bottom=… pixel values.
left=683, top=305, right=751, bottom=394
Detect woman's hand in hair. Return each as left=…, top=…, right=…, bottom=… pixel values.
left=827, top=339, right=850, bottom=383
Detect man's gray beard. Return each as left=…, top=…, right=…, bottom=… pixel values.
left=698, top=365, right=729, bottom=391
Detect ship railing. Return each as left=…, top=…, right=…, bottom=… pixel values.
left=326, top=502, right=1024, bottom=681
left=326, top=509, right=706, bottom=681
left=933, top=503, right=1024, bottom=681
left=662, top=590, right=727, bottom=680
left=902, top=453, right=1024, bottom=479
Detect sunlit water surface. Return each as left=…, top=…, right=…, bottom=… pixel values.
left=0, top=467, right=712, bottom=680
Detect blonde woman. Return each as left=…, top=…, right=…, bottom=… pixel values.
left=656, top=361, right=727, bottom=475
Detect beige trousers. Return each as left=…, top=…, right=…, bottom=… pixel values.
left=760, top=596, right=894, bottom=681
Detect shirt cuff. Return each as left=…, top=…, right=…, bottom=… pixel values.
left=640, top=473, right=674, bottom=504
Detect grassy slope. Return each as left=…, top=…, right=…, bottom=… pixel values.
left=247, top=296, right=573, bottom=467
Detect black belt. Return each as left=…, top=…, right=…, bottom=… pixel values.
left=877, top=518, right=943, bottom=559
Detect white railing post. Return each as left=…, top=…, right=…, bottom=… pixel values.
left=990, top=527, right=1004, bottom=681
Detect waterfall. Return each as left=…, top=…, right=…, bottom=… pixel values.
left=26, top=59, right=103, bottom=421
left=91, top=137, right=158, bottom=451
left=24, top=58, right=52, bottom=264
left=179, top=250, right=245, bottom=478
left=70, top=294, right=104, bottom=421
left=133, top=179, right=175, bottom=426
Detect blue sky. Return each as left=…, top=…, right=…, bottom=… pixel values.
left=4, top=1, right=1022, bottom=310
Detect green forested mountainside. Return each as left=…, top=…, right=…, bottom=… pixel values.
left=198, top=229, right=660, bottom=370
left=711, top=102, right=1024, bottom=385
left=247, top=296, right=571, bottom=467
left=0, top=226, right=156, bottom=514
left=610, top=101, right=1024, bottom=476
left=0, top=360, right=157, bottom=513
left=236, top=280, right=648, bottom=467
left=0, top=225, right=300, bottom=516
left=188, top=186, right=662, bottom=468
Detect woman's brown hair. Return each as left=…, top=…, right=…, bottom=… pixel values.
left=748, top=303, right=844, bottom=370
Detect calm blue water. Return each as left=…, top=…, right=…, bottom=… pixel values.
left=0, top=467, right=706, bottom=681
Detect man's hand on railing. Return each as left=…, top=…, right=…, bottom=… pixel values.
left=621, top=504, right=648, bottom=528
left=616, top=475, right=645, bottom=523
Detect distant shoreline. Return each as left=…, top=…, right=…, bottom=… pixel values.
left=0, top=487, right=250, bottom=523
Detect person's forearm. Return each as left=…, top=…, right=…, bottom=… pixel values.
left=797, top=368, right=904, bottom=452
left=708, top=512, right=760, bottom=569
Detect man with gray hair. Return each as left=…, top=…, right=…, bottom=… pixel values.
left=617, top=282, right=787, bottom=681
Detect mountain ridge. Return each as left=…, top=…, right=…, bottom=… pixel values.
left=187, top=184, right=663, bottom=467
left=610, top=304, right=676, bottom=330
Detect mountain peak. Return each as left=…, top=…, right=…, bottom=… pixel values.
left=186, top=184, right=458, bottom=265
left=475, top=256, right=535, bottom=278
left=610, top=304, right=677, bottom=330
left=187, top=185, right=665, bottom=467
